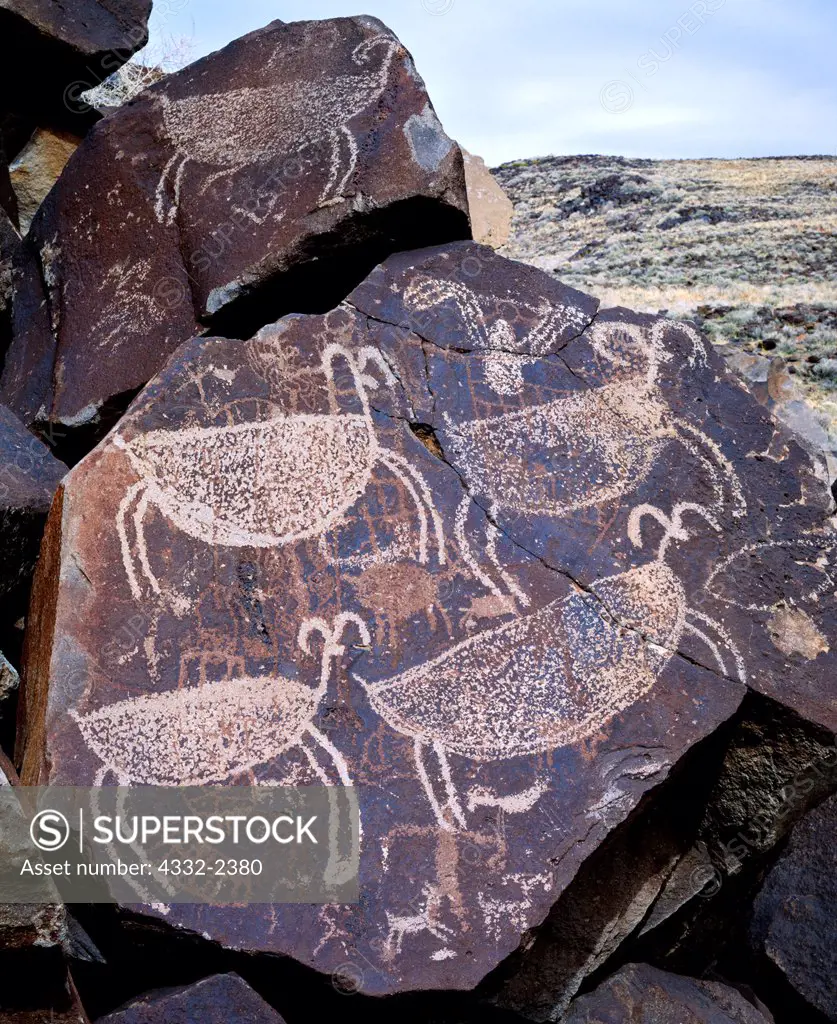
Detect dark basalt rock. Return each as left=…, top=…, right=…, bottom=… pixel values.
left=0, top=0, right=151, bottom=132
left=97, top=974, right=285, bottom=1024
left=563, top=963, right=772, bottom=1023
left=0, top=158, right=18, bottom=227
left=1, top=110, right=37, bottom=166
left=750, top=791, right=837, bottom=1021
left=1, top=207, right=17, bottom=348
left=349, top=242, right=837, bottom=735
left=0, top=751, right=87, bottom=1024
left=0, top=404, right=66, bottom=626
left=0, top=16, right=470, bottom=441
left=16, top=244, right=835, bottom=1001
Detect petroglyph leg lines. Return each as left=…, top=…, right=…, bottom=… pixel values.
left=628, top=501, right=748, bottom=684
left=113, top=342, right=446, bottom=600
left=152, top=34, right=401, bottom=224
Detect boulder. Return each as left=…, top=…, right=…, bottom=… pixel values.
left=462, top=149, right=514, bottom=248
left=9, top=127, right=80, bottom=234
left=0, top=404, right=67, bottom=625
left=1, top=206, right=17, bottom=335
left=750, top=791, right=837, bottom=1020
left=1, top=109, right=37, bottom=165
left=0, top=16, right=471, bottom=438
left=725, top=350, right=837, bottom=487
left=0, top=650, right=19, bottom=705
left=0, top=0, right=151, bottom=131
left=563, top=963, right=772, bottom=1023
left=0, top=752, right=86, bottom=1024
left=97, top=974, right=286, bottom=1024
left=1, top=156, right=18, bottom=225
left=16, top=244, right=835, bottom=1000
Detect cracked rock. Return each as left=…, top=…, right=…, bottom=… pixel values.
left=349, top=242, right=837, bottom=735
left=0, top=0, right=151, bottom=132
left=563, top=963, right=773, bottom=1023
left=17, top=251, right=759, bottom=998
left=0, top=16, right=470, bottom=441
left=0, top=404, right=66, bottom=627
left=98, top=973, right=286, bottom=1024
left=750, top=790, right=837, bottom=1021
left=0, top=751, right=87, bottom=1023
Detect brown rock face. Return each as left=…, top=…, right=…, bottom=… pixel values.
left=17, top=244, right=835, bottom=997
left=462, top=149, right=514, bottom=248
left=750, top=791, right=837, bottom=1020
left=98, top=974, right=285, bottom=1024
left=0, top=0, right=151, bottom=131
left=563, top=963, right=772, bottom=1023
left=9, top=127, right=79, bottom=234
left=0, top=17, right=470, bottom=436
left=349, top=243, right=837, bottom=735
left=0, top=404, right=66, bottom=624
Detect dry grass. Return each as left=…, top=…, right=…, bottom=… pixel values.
left=495, top=155, right=837, bottom=449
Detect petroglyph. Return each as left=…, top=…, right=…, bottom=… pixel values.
left=482, top=352, right=533, bottom=396
left=383, top=884, right=454, bottom=959
left=26, top=236, right=835, bottom=994
left=477, top=872, right=552, bottom=943
left=440, top=315, right=746, bottom=522
left=706, top=538, right=836, bottom=613
left=116, top=343, right=445, bottom=601
left=357, top=500, right=746, bottom=831
left=72, top=614, right=367, bottom=788
left=73, top=615, right=368, bottom=884
left=403, top=276, right=591, bottom=351
left=154, top=35, right=402, bottom=224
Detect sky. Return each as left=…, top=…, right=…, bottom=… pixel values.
left=145, top=0, right=837, bottom=167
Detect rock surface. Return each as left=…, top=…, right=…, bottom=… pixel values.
left=725, top=350, right=837, bottom=486
left=349, top=243, right=837, bottom=733
left=97, top=974, right=286, bottom=1024
left=0, top=0, right=151, bottom=131
left=0, top=404, right=66, bottom=624
left=9, top=127, right=80, bottom=234
left=563, top=963, right=772, bottom=1023
left=462, top=149, right=513, bottom=248
left=1, top=156, right=18, bottom=225
left=0, top=16, right=470, bottom=435
left=0, top=650, right=19, bottom=705
left=1, top=206, right=17, bottom=338
left=20, top=242, right=837, bottom=1000
left=750, top=791, right=837, bottom=1020
left=0, top=752, right=84, bottom=1024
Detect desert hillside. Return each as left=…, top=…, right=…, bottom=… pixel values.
left=495, top=155, right=837, bottom=460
